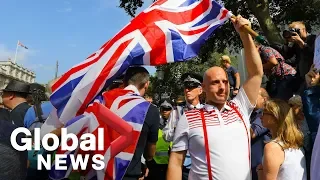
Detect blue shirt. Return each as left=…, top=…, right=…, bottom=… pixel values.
left=250, top=109, right=271, bottom=180
left=24, top=101, right=54, bottom=128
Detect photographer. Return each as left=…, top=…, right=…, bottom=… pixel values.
left=277, top=21, right=316, bottom=93
left=24, top=83, right=54, bottom=180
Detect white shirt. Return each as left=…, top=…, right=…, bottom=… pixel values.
left=162, top=102, right=202, bottom=142
left=172, top=88, right=254, bottom=180
left=124, top=84, right=140, bottom=95
left=267, top=141, right=307, bottom=180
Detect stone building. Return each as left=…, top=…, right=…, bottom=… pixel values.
left=0, top=60, right=36, bottom=90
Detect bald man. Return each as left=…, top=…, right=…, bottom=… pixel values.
left=167, top=16, right=263, bottom=180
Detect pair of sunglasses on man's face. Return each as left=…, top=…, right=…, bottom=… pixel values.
left=184, top=85, right=200, bottom=90
left=161, top=107, right=172, bottom=111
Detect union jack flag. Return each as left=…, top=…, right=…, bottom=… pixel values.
left=47, top=0, right=232, bottom=179
left=18, top=40, right=28, bottom=49
left=49, top=89, right=150, bottom=180
left=50, top=0, right=232, bottom=124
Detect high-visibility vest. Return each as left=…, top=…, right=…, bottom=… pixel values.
left=154, top=130, right=171, bottom=164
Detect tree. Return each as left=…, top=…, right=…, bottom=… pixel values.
left=119, top=0, right=320, bottom=56
left=149, top=50, right=238, bottom=103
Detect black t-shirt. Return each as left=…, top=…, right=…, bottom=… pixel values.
left=0, top=108, right=10, bottom=122
left=124, top=104, right=160, bottom=178
left=0, top=119, right=28, bottom=180
left=10, top=102, right=30, bottom=127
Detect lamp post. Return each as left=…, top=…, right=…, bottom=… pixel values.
left=156, top=69, right=164, bottom=103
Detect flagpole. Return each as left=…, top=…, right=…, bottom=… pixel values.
left=55, top=60, right=59, bottom=78
left=14, top=40, right=19, bottom=64
left=230, top=15, right=268, bottom=45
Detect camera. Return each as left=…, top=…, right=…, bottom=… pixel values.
left=282, top=28, right=300, bottom=39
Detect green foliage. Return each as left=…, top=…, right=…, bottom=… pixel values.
left=118, top=0, right=320, bottom=57
left=117, top=0, right=320, bottom=102
left=149, top=50, right=238, bottom=102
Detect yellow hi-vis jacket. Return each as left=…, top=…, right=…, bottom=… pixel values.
left=154, top=130, right=172, bottom=164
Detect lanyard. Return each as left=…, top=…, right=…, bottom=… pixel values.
left=199, top=105, right=250, bottom=180
left=200, top=109, right=213, bottom=180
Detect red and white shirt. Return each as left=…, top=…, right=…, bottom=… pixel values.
left=172, top=88, right=254, bottom=180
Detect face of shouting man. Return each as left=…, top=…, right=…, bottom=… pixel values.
left=202, top=67, right=230, bottom=109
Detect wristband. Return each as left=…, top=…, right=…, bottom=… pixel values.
left=234, top=88, right=239, bottom=90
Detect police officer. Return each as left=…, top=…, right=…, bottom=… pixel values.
left=162, top=73, right=203, bottom=180
left=146, top=99, right=173, bottom=180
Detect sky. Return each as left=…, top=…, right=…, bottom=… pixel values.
left=0, top=0, right=156, bottom=83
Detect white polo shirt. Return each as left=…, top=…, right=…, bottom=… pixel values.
left=172, top=88, right=254, bottom=180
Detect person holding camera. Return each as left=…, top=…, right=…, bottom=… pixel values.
left=280, top=21, right=317, bottom=93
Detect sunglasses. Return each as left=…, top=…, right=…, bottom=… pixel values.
left=161, top=107, right=172, bottom=111
left=184, top=83, right=201, bottom=89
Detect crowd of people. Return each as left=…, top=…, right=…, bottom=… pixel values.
left=0, top=16, right=319, bottom=180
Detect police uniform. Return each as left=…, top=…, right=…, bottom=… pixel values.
left=162, top=73, right=204, bottom=180
left=146, top=100, right=173, bottom=180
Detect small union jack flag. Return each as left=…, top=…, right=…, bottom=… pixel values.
left=18, top=40, right=28, bottom=49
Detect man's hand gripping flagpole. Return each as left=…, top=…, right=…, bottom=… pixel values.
left=230, top=14, right=268, bottom=45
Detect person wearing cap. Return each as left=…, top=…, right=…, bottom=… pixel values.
left=162, top=73, right=203, bottom=180
left=146, top=99, right=173, bottom=180
left=1, top=80, right=31, bottom=127
left=221, top=55, right=241, bottom=98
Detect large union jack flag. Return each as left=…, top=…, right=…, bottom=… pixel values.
left=47, top=0, right=232, bottom=179
left=49, top=89, right=150, bottom=180
left=50, top=0, right=232, bottom=123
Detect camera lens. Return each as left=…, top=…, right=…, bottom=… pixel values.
left=282, top=30, right=291, bottom=39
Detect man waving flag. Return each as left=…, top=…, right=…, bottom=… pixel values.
left=47, top=0, right=233, bottom=179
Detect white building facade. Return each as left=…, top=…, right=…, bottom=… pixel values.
left=0, top=61, right=36, bottom=89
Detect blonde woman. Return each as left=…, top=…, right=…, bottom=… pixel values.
left=257, top=99, right=307, bottom=180
left=288, top=95, right=311, bottom=152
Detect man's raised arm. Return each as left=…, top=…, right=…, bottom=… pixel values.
left=231, top=16, right=263, bottom=105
